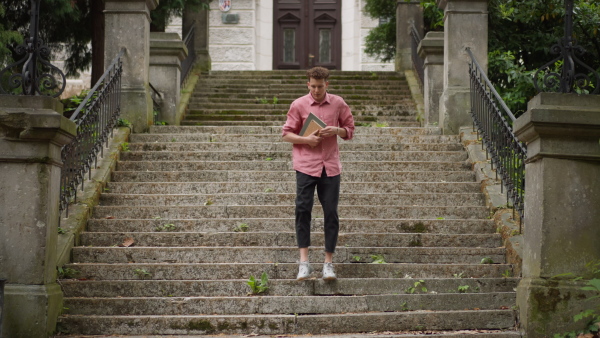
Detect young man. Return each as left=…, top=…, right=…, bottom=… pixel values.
left=281, top=67, right=355, bottom=281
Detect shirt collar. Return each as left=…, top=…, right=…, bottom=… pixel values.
left=309, top=92, right=330, bottom=106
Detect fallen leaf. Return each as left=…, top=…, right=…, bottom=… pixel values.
left=120, top=237, right=135, bottom=247
left=500, top=306, right=509, bottom=310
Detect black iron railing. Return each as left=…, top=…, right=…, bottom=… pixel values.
left=0, top=0, right=66, bottom=97
left=467, top=48, right=527, bottom=228
left=410, top=23, right=424, bottom=92
left=149, top=82, right=162, bottom=125
left=59, top=48, right=124, bottom=216
left=180, top=22, right=197, bottom=86
left=534, top=0, right=599, bottom=94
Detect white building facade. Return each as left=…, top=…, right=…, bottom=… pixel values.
left=198, top=0, right=393, bottom=71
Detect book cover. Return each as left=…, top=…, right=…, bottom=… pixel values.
left=299, top=112, right=327, bottom=137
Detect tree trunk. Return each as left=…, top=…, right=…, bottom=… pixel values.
left=90, top=0, right=105, bottom=86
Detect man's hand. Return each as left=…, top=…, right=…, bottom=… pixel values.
left=305, top=129, right=323, bottom=147
left=319, top=126, right=339, bottom=138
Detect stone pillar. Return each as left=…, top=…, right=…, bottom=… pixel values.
left=514, top=93, right=600, bottom=336
left=437, top=0, right=488, bottom=134
left=182, top=4, right=211, bottom=72
left=396, top=1, right=424, bottom=72
left=0, top=96, right=76, bottom=337
left=149, top=32, right=188, bottom=126
left=418, top=31, right=444, bottom=126
left=104, top=0, right=158, bottom=133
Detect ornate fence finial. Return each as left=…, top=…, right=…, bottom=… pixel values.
left=0, top=0, right=66, bottom=98
left=533, top=0, right=600, bottom=95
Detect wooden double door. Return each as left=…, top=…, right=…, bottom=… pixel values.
left=273, top=0, right=341, bottom=70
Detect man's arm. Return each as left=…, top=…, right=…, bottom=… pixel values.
left=282, top=130, right=322, bottom=147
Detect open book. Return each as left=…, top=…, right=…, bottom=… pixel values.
left=299, top=112, right=327, bottom=137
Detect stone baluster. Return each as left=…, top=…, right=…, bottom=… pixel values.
left=0, top=96, right=76, bottom=337
left=437, top=0, right=488, bottom=134
left=149, top=32, right=188, bottom=126
left=418, top=31, right=444, bottom=126
left=104, top=0, right=158, bottom=133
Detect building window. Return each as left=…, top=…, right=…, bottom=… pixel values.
left=319, top=29, right=331, bottom=63
left=283, top=29, right=296, bottom=63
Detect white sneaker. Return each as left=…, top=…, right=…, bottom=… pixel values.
left=297, top=261, right=314, bottom=281
left=322, top=262, right=337, bottom=281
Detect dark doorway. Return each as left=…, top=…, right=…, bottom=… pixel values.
left=273, top=0, right=341, bottom=70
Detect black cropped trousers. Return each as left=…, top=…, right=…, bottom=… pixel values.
left=295, top=168, right=340, bottom=253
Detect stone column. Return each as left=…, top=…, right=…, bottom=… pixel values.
left=437, top=0, right=488, bottom=134
left=418, top=31, right=444, bottom=126
left=0, top=96, right=76, bottom=337
left=514, top=93, right=600, bottom=336
left=150, top=32, right=188, bottom=126
left=104, top=0, right=158, bottom=133
left=182, top=4, right=211, bottom=72
left=396, top=1, right=424, bottom=72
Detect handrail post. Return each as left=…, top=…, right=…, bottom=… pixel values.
left=104, top=0, right=158, bottom=133
left=437, top=0, right=488, bottom=134
left=396, top=1, right=423, bottom=72
left=0, top=96, right=76, bottom=337
left=515, top=93, right=600, bottom=336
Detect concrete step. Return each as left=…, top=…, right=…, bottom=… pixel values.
left=62, top=262, right=513, bottom=280
left=128, top=133, right=460, bottom=144
left=98, top=192, right=485, bottom=207
left=116, top=160, right=471, bottom=172
left=193, top=88, right=412, bottom=95
left=109, top=171, right=476, bottom=183
left=195, top=78, right=409, bottom=86
left=71, top=247, right=505, bottom=264
left=104, top=182, right=483, bottom=195
left=91, top=205, right=491, bottom=220
left=148, top=125, right=442, bottom=135
left=180, top=121, right=421, bottom=127
left=126, top=142, right=463, bottom=152
left=118, top=151, right=467, bottom=162
left=60, top=278, right=519, bottom=297
left=80, top=232, right=501, bottom=248
left=57, top=310, right=516, bottom=335
left=186, top=101, right=415, bottom=110
left=190, top=97, right=416, bottom=107
left=183, top=114, right=417, bottom=122
left=55, top=333, right=522, bottom=338
left=86, top=218, right=497, bottom=235
left=63, top=293, right=516, bottom=316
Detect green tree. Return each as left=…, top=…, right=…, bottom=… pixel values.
left=2, top=0, right=209, bottom=85
left=0, top=3, right=23, bottom=66
left=363, top=0, right=600, bottom=114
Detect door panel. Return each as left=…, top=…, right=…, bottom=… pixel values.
left=273, top=0, right=341, bottom=70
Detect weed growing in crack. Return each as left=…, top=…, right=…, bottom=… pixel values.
left=406, top=280, right=427, bottom=294
left=370, top=254, right=387, bottom=264
left=233, top=223, right=249, bottom=232
left=155, top=223, right=176, bottom=232
left=247, top=272, right=269, bottom=294
left=134, top=268, right=152, bottom=280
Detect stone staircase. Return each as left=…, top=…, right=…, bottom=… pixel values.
left=57, top=71, right=519, bottom=336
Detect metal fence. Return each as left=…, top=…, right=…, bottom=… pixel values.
left=181, top=22, right=197, bottom=86
left=467, top=48, right=527, bottom=229
left=410, top=23, right=424, bottom=92
left=59, top=48, right=124, bottom=216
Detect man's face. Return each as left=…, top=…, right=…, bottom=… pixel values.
left=307, top=77, right=329, bottom=102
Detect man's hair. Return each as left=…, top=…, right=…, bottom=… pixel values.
left=306, top=67, right=330, bottom=81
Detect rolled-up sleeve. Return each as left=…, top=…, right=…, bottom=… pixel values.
left=282, top=101, right=302, bottom=137
left=338, top=102, right=355, bottom=141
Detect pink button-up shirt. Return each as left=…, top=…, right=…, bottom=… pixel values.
left=282, top=92, right=355, bottom=177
